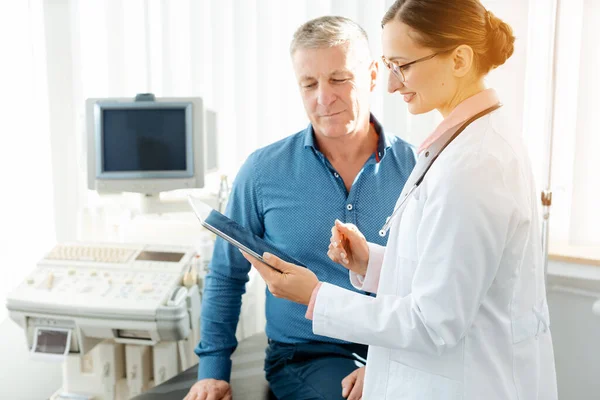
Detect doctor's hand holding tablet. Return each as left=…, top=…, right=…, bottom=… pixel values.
left=239, top=251, right=319, bottom=306
left=240, top=219, right=368, bottom=306
left=241, top=219, right=376, bottom=311
left=240, top=221, right=368, bottom=308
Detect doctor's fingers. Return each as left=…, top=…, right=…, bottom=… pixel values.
left=330, top=224, right=343, bottom=247
left=239, top=251, right=297, bottom=298
left=329, top=226, right=352, bottom=256
left=240, top=251, right=280, bottom=282
left=328, top=243, right=349, bottom=265
left=335, top=221, right=366, bottom=243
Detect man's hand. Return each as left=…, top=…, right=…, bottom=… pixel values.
left=240, top=251, right=319, bottom=305
left=328, top=220, right=369, bottom=276
left=341, top=366, right=365, bottom=400
left=183, top=379, right=232, bottom=400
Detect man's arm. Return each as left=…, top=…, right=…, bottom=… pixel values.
left=195, top=152, right=265, bottom=381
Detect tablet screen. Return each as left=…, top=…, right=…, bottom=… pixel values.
left=188, top=196, right=305, bottom=268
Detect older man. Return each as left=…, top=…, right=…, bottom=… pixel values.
left=185, top=16, right=415, bottom=400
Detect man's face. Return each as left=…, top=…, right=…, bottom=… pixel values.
left=292, top=43, right=377, bottom=139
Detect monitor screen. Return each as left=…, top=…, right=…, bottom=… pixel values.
left=102, top=108, right=187, bottom=173
left=87, top=97, right=206, bottom=194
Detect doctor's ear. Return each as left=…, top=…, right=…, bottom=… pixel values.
left=451, top=45, right=474, bottom=78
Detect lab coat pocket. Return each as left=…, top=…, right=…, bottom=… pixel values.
left=386, top=360, right=463, bottom=400
left=511, top=306, right=550, bottom=399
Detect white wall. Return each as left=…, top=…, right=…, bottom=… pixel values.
left=0, top=1, right=55, bottom=320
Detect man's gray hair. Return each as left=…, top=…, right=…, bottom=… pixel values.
left=290, top=16, right=370, bottom=56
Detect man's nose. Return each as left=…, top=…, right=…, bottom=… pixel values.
left=317, top=84, right=336, bottom=106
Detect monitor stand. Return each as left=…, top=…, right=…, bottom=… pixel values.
left=138, top=193, right=218, bottom=215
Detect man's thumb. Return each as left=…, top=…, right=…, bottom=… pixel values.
left=341, top=370, right=356, bottom=398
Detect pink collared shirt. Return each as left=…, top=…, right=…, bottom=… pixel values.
left=417, top=88, right=500, bottom=153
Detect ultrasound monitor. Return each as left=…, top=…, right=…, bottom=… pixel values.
left=86, top=96, right=206, bottom=194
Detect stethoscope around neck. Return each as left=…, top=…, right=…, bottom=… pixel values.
left=378, top=176, right=420, bottom=237
left=378, top=102, right=502, bottom=238
left=378, top=146, right=434, bottom=238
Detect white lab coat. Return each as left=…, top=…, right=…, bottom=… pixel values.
left=312, top=109, right=558, bottom=399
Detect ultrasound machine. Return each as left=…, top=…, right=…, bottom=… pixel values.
left=6, top=94, right=218, bottom=400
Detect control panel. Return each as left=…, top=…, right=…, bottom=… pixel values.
left=7, top=242, right=204, bottom=400
left=9, top=242, right=197, bottom=318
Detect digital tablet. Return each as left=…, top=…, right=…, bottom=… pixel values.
left=188, top=196, right=305, bottom=269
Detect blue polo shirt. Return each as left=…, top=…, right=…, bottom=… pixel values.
left=196, top=114, right=416, bottom=381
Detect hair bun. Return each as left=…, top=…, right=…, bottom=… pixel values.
left=485, top=10, right=501, bottom=32
left=484, top=9, right=515, bottom=70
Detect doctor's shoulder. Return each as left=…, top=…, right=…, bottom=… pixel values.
left=465, top=110, right=529, bottom=175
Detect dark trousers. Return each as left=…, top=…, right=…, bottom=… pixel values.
left=264, top=340, right=368, bottom=400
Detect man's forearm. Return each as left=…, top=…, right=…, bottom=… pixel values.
left=195, top=270, right=247, bottom=381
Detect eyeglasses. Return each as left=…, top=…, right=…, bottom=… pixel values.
left=381, top=50, right=448, bottom=83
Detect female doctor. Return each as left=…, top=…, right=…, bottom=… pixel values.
left=242, top=0, right=558, bottom=398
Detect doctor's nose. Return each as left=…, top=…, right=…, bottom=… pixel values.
left=387, top=71, right=404, bottom=94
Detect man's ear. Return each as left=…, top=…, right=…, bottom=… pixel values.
left=369, top=60, right=379, bottom=91
left=452, top=45, right=474, bottom=78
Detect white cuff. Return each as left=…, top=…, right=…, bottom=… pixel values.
left=349, top=242, right=385, bottom=293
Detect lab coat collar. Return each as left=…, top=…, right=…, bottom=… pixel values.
left=418, top=88, right=500, bottom=154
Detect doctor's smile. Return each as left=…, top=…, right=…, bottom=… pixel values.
left=401, top=92, right=416, bottom=102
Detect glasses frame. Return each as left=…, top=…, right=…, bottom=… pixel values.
left=382, top=48, right=455, bottom=83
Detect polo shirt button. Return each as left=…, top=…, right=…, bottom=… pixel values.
left=346, top=204, right=353, bottom=211
left=334, top=172, right=340, bottom=178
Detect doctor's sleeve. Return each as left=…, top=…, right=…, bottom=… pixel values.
left=195, top=152, right=265, bottom=381
left=349, top=242, right=386, bottom=293
left=312, top=154, right=518, bottom=355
